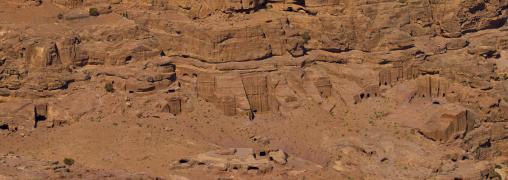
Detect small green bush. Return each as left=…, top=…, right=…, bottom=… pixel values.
left=63, top=158, right=74, bottom=166
left=64, top=65, right=72, bottom=72
left=121, top=12, right=129, bottom=18
left=398, top=0, right=407, bottom=3
left=104, top=83, right=114, bottom=92
left=57, top=14, right=64, bottom=20
left=494, top=164, right=502, bottom=169
left=300, top=31, right=311, bottom=43
left=492, top=171, right=502, bottom=179
left=89, top=8, right=99, bottom=16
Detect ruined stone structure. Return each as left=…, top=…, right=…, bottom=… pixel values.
left=391, top=61, right=404, bottom=82
left=168, top=97, right=181, bottom=115
left=379, top=68, right=391, bottom=86
left=354, top=86, right=379, bottom=104
left=34, top=103, right=48, bottom=128
left=416, top=75, right=450, bottom=99
left=379, top=62, right=420, bottom=86
left=171, top=148, right=288, bottom=174
left=197, top=75, right=215, bottom=102
left=315, top=77, right=332, bottom=98
left=242, top=75, right=269, bottom=113
left=406, top=65, right=420, bottom=79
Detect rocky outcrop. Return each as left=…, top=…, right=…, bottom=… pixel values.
left=171, top=148, right=288, bottom=174
left=44, top=42, right=61, bottom=66
left=1, top=0, right=508, bottom=178
left=156, top=17, right=305, bottom=62
left=418, top=105, right=475, bottom=142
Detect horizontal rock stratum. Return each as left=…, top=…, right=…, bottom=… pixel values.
left=0, top=0, right=507, bottom=179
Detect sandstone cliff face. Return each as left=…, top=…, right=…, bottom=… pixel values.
left=1, top=0, right=508, bottom=179
left=41, top=0, right=508, bottom=62
left=155, top=17, right=305, bottom=62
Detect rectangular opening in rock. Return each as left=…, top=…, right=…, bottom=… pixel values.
left=34, top=103, right=48, bottom=128
left=247, top=166, right=259, bottom=170
left=0, top=124, right=8, bottom=130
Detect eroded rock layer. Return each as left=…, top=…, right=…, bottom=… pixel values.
left=1, top=0, right=508, bottom=179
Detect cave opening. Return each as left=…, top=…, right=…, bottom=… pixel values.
left=247, top=166, right=259, bottom=170
left=259, top=151, right=266, bottom=156
left=125, top=56, right=132, bottom=64
left=34, top=115, right=47, bottom=128
left=295, top=0, right=305, bottom=6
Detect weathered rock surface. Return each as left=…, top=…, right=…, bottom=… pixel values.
left=0, top=0, right=508, bottom=179
left=0, top=153, right=162, bottom=179
left=171, top=148, right=288, bottom=174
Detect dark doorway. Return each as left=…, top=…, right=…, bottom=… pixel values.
left=34, top=115, right=47, bottom=128
left=0, top=124, right=8, bottom=130
left=125, top=56, right=132, bottom=64
left=295, top=0, right=305, bottom=6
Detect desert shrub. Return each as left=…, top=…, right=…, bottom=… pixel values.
left=63, top=158, right=74, bottom=166
left=121, top=12, right=128, bottom=18
left=398, top=0, right=407, bottom=3
left=89, top=8, right=99, bottom=16
left=492, top=171, right=502, bottom=179
left=64, top=65, right=72, bottom=72
left=494, top=164, right=502, bottom=169
left=300, top=31, right=311, bottom=43
left=57, top=14, right=64, bottom=20
left=104, top=83, right=114, bottom=92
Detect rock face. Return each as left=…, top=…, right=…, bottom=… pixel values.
left=1, top=0, right=508, bottom=179
left=0, top=153, right=162, bottom=179
left=418, top=105, right=474, bottom=142
left=44, top=42, right=61, bottom=66
left=159, top=17, right=305, bottom=62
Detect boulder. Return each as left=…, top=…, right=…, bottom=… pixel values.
left=418, top=105, right=473, bottom=142
left=268, top=150, right=288, bottom=165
